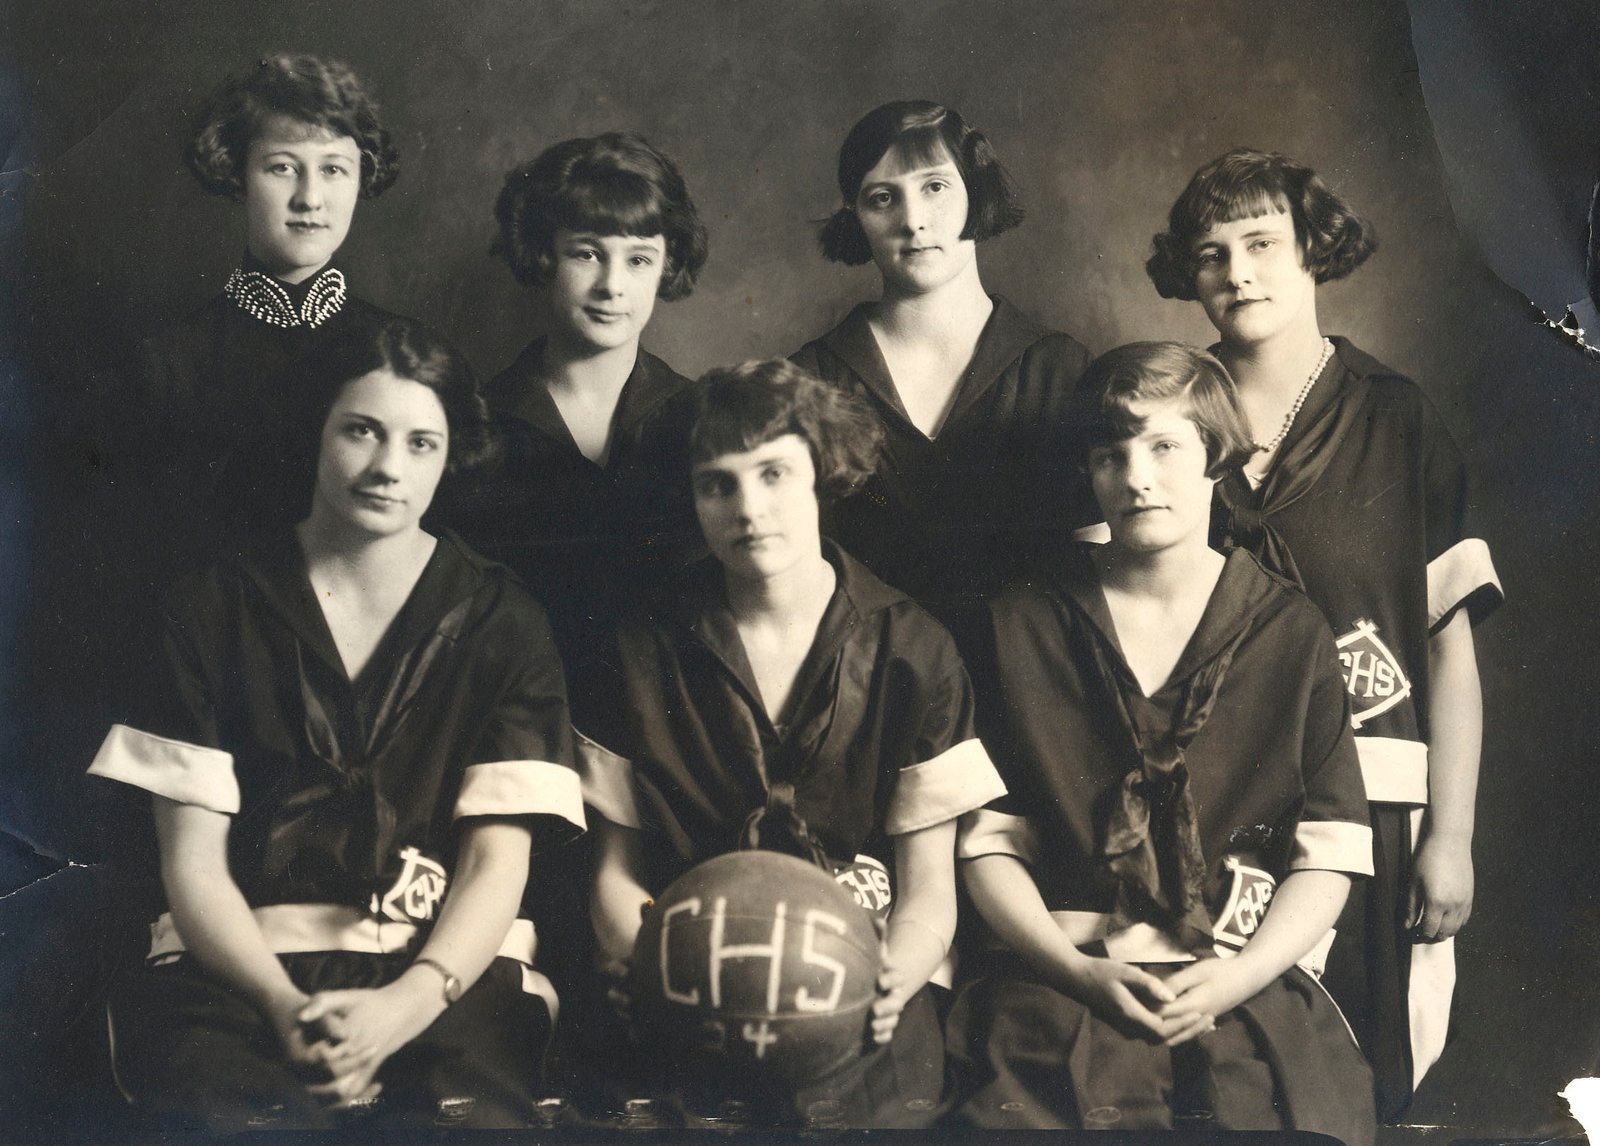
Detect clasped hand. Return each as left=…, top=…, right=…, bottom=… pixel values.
left=1070, top=954, right=1263, bottom=1047
left=270, top=977, right=443, bottom=1109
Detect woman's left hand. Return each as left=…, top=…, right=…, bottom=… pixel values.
left=296, top=973, right=446, bottom=1106
left=1156, top=957, right=1264, bottom=1045
left=870, top=954, right=913, bottom=1045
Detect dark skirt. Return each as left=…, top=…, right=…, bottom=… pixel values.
left=1322, top=801, right=1418, bottom=1120
left=558, top=980, right=947, bottom=1130
left=945, top=955, right=1375, bottom=1144
left=109, top=951, right=552, bottom=1133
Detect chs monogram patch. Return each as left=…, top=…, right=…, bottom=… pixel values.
left=1335, top=617, right=1413, bottom=729
left=371, top=845, right=449, bottom=924
left=831, top=854, right=893, bottom=920
left=1212, top=855, right=1276, bottom=951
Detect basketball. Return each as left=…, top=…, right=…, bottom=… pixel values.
left=629, top=851, right=882, bottom=1088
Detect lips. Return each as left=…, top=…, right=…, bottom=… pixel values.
left=353, top=488, right=400, bottom=507
left=584, top=308, right=627, bottom=322
left=1227, top=298, right=1264, bottom=312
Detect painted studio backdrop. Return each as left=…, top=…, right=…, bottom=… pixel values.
left=3, top=0, right=1598, bottom=1136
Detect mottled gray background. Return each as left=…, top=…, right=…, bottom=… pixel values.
left=3, top=0, right=1597, bottom=1135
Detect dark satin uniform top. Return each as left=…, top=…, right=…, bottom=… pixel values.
left=792, top=295, right=1094, bottom=614
left=579, top=543, right=1004, bottom=897
left=444, top=339, right=702, bottom=681
left=89, top=530, right=584, bottom=916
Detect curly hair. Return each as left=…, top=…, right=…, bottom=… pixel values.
left=292, top=317, right=492, bottom=489
left=1146, top=149, right=1376, bottom=301
left=187, top=54, right=399, bottom=200
left=688, top=360, right=882, bottom=503
left=1067, top=342, right=1254, bottom=479
left=492, top=133, right=708, bottom=301
left=819, top=100, right=1025, bottom=266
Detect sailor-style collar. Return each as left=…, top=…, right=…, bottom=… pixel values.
left=815, top=294, right=1051, bottom=435
left=223, top=260, right=348, bottom=329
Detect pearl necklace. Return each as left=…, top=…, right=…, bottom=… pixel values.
left=223, top=266, right=347, bottom=329
left=1252, top=337, right=1333, bottom=455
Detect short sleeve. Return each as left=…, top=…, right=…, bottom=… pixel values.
left=884, top=618, right=1007, bottom=836
left=453, top=602, right=585, bottom=846
left=1421, top=397, right=1503, bottom=630
left=86, top=597, right=239, bottom=814
left=1291, top=622, right=1375, bottom=877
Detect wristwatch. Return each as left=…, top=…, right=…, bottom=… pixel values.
left=413, top=957, right=462, bottom=1006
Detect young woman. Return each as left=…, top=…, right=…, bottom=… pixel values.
left=128, top=54, right=402, bottom=578
left=1147, top=149, right=1503, bottom=1118
left=88, top=318, right=585, bottom=1131
left=451, top=132, right=709, bottom=667
left=579, top=360, right=1005, bottom=1127
left=949, top=343, right=1376, bottom=1141
left=792, top=100, right=1094, bottom=618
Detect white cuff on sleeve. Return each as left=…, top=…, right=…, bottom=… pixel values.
left=885, top=738, right=1007, bottom=835
left=1289, top=819, right=1376, bottom=876
left=87, top=724, right=239, bottom=813
left=1356, top=735, right=1430, bottom=805
left=1427, top=538, right=1503, bottom=629
left=957, top=808, right=1039, bottom=865
left=454, top=759, right=586, bottom=832
left=575, top=731, right=640, bottom=828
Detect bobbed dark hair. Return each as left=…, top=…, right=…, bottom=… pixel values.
left=292, top=317, right=492, bottom=497
left=1146, top=148, right=1377, bottom=301
left=187, top=54, right=399, bottom=200
left=687, top=360, right=882, bottom=504
left=492, top=132, right=709, bottom=301
left=819, top=100, right=1025, bottom=266
left=1067, top=342, right=1254, bottom=479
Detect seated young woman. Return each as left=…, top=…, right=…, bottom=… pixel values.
left=792, top=100, right=1094, bottom=621
left=578, top=360, right=1006, bottom=1128
left=87, top=318, right=585, bottom=1131
left=450, top=132, right=709, bottom=667
left=947, top=342, right=1376, bottom=1142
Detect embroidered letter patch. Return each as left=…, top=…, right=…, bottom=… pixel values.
left=372, top=845, right=449, bottom=924
left=1335, top=618, right=1413, bottom=729
left=1212, top=855, right=1277, bottom=951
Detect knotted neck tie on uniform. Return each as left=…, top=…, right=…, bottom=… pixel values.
left=1086, top=618, right=1253, bottom=956
left=1215, top=371, right=1372, bottom=588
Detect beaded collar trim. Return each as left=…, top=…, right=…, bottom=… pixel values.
left=223, top=266, right=347, bottom=329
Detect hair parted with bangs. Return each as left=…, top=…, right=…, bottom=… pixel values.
left=688, top=360, right=882, bottom=503
left=294, top=317, right=492, bottom=485
left=1146, top=148, right=1377, bottom=301
left=1068, top=342, right=1254, bottom=479
left=819, top=100, right=1025, bottom=266
left=187, top=54, right=399, bottom=200
left=492, top=133, right=708, bottom=300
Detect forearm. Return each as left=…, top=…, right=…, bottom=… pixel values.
left=1232, top=868, right=1350, bottom=987
left=1424, top=610, right=1483, bottom=842
left=963, top=853, right=1089, bottom=987
left=590, top=819, right=653, bottom=966
left=885, top=821, right=958, bottom=993
left=413, top=820, right=531, bottom=989
left=154, top=797, right=305, bottom=1027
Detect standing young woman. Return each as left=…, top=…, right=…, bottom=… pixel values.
left=452, top=133, right=709, bottom=667
left=128, top=54, right=402, bottom=578
left=1146, top=149, right=1503, bottom=1118
left=580, top=361, right=1005, bottom=1127
left=89, top=319, right=584, bottom=1131
left=792, top=100, right=1094, bottom=619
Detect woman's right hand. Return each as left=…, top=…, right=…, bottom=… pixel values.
left=263, top=991, right=382, bottom=1107
left=1060, top=956, right=1177, bottom=1043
